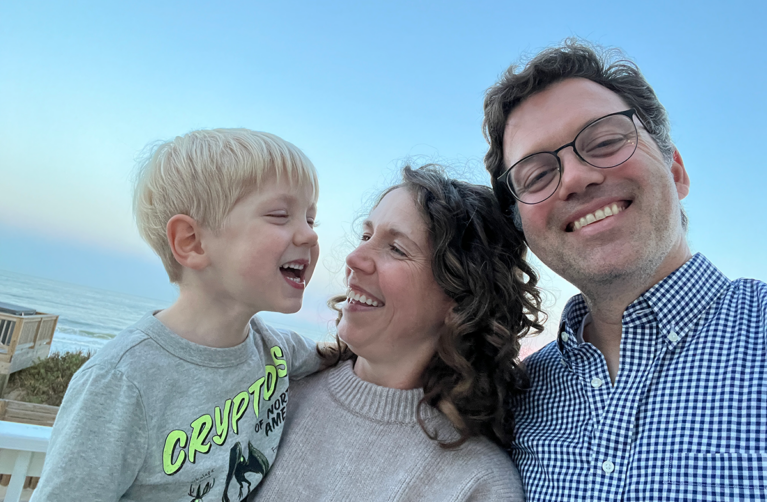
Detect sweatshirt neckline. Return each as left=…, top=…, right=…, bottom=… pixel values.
left=134, top=312, right=257, bottom=367
left=326, top=360, right=442, bottom=424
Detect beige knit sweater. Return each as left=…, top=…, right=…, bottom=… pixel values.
left=253, top=360, right=525, bottom=501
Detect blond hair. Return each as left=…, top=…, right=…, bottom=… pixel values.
left=133, top=128, right=319, bottom=283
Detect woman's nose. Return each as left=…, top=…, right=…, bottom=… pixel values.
left=345, top=242, right=375, bottom=275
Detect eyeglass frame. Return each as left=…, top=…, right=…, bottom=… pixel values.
left=497, top=108, right=644, bottom=205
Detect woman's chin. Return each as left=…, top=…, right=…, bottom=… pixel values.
left=336, top=320, right=350, bottom=344
left=337, top=321, right=365, bottom=353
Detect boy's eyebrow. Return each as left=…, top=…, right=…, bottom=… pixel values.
left=362, top=220, right=422, bottom=253
left=263, top=193, right=317, bottom=211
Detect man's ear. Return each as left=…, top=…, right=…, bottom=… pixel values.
left=166, top=215, right=209, bottom=271
left=671, top=148, right=690, bottom=200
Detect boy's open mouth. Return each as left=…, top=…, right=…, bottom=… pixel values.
left=280, top=262, right=306, bottom=285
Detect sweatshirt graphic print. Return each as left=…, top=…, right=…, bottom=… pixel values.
left=31, top=314, right=320, bottom=502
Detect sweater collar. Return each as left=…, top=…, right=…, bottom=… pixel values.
left=326, top=360, right=442, bottom=424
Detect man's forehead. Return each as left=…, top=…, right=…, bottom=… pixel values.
left=502, top=78, right=630, bottom=164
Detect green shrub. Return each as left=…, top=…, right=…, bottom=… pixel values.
left=5, top=351, right=92, bottom=406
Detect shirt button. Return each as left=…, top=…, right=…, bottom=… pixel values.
left=590, top=377, right=603, bottom=388
left=668, top=332, right=680, bottom=342
left=602, top=460, right=615, bottom=474
left=561, top=332, right=570, bottom=343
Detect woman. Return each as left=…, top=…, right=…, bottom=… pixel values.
left=254, top=165, right=543, bottom=501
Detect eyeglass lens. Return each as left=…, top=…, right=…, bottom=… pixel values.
left=508, top=112, right=638, bottom=204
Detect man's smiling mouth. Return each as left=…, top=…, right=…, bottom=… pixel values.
left=566, top=201, right=631, bottom=232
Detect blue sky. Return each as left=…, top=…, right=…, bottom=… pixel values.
left=1, top=0, right=765, bottom=346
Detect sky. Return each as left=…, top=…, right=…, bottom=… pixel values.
left=1, top=0, right=765, bottom=348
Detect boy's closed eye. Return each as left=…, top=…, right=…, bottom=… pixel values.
left=266, top=211, right=289, bottom=221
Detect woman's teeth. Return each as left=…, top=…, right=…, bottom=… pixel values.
left=573, top=203, right=625, bottom=231
left=346, top=289, right=380, bottom=307
left=282, top=263, right=305, bottom=270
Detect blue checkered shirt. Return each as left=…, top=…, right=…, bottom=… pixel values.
left=510, top=254, right=767, bottom=501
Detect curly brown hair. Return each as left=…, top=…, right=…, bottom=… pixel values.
left=322, top=164, right=544, bottom=448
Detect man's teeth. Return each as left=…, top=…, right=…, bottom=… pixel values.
left=345, top=289, right=380, bottom=307
left=282, top=263, right=305, bottom=270
left=573, top=203, right=624, bottom=231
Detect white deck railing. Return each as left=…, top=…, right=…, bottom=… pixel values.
left=0, top=422, right=50, bottom=502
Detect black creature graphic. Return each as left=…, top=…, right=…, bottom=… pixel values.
left=189, top=479, right=214, bottom=501
left=222, top=441, right=270, bottom=502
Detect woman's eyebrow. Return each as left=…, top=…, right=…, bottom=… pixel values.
left=363, top=220, right=423, bottom=252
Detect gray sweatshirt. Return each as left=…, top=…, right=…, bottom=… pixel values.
left=32, top=313, right=320, bottom=502
left=253, top=360, right=525, bottom=502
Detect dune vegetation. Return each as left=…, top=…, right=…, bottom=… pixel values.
left=4, top=351, right=91, bottom=406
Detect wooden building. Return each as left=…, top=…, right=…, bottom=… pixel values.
left=0, top=303, right=58, bottom=397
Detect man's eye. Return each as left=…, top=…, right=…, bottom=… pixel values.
left=582, top=134, right=627, bottom=157
left=360, top=234, right=371, bottom=242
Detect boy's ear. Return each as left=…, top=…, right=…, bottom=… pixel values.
left=166, top=215, right=209, bottom=271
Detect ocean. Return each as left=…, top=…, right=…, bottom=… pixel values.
left=0, top=269, right=327, bottom=355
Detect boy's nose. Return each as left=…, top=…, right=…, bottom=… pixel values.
left=295, top=223, right=319, bottom=247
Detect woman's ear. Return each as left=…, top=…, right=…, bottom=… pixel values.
left=442, top=299, right=459, bottom=328
left=671, top=148, right=690, bottom=200
left=166, top=215, right=209, bottom=271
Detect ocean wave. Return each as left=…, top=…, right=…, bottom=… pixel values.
left=55, top=326, right=116, bottom=341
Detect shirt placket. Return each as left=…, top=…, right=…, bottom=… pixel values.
left=575, top=312, right=660, bottom=501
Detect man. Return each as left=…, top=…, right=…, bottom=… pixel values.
left=483, top=40, right=767, bottom=501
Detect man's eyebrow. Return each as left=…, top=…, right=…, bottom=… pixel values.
left=508, top=112, right=613, bottom=163
left=362, top=220, right=423, bottom=252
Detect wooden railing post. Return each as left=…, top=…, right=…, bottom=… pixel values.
left=5, top=450, right=32, bottom=502
left=0, top=421, right=51, bottom=501
left=0, top=373, right=9, bottom=400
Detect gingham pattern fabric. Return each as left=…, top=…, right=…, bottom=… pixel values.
left=510, top=254, right=767, bottom=501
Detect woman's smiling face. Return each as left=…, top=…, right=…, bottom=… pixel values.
left=338, top=188, right=454, bottom=365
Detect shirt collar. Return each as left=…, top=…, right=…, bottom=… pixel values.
left=558, top=253, right=730, bottom=352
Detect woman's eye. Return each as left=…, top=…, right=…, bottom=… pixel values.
left=390, top=245, right=406, bottom=257
left=307, top=218, right=316, bottom=227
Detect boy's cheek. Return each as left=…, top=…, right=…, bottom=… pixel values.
left=309, top=246, right=320, bottom=279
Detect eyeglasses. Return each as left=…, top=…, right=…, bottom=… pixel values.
left=498, top=109, right=641, bottom=205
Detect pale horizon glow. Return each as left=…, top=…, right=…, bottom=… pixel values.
left=1, top=1, right=765, bottom=352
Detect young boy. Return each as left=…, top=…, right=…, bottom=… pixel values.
left=33, top=129, right=325, bottom=502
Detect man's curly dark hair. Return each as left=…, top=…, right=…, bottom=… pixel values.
left=322, top=164, right=544, bottom=448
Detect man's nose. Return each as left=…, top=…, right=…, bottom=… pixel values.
left=556, top=149, right=607, bottom=201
